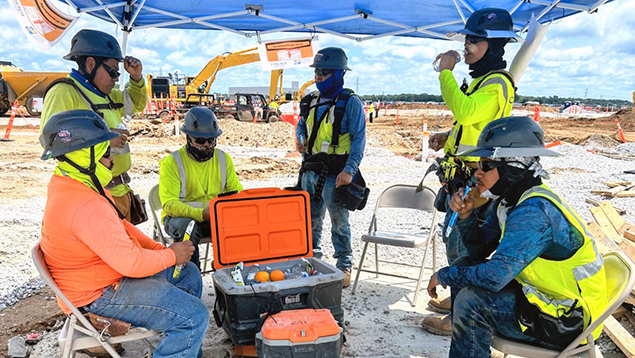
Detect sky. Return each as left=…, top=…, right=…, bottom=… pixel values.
left=1, top=0, right=633, bottom=101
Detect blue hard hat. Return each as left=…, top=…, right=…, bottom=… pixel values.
left=181, top=107, right=222, bottom=138
left=454, top=8, right=523, bottom=43
left=310, top=47, right=351, bottom=71
left=64, top=29, right=124, bottom=61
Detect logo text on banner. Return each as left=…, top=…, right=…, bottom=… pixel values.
left=258, top=37, right=319, bottom=71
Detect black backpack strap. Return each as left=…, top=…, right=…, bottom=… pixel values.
left=330, top=88, right=355, bottom=148
left=44, top=78, right=123, bottom=117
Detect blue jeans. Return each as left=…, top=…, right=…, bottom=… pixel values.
left=302, top=171, right=353, bottom=271
left=164, top=217, right=211, bottom=269
left=86, top=262, right=208, bottom=358
left=449, top=256, right=561, bottom=358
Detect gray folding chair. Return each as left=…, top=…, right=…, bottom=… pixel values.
left=32, top=244, right=160, bottom=358
left=351, top=184, right=439, bottom=307
left=492, top=251, right=635, bottom=358
left=148, top=184, right=213, bottom=273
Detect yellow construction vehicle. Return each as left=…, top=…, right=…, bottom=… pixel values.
left=0, top=61, right=68, bottom=116
left=294, top=79, right=315, bottom=101
left=146, top=47, right=286, bottom=104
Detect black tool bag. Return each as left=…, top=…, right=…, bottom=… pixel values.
left=129, top=190, right=148, bottom=225
left=334, top=171, right=370, bottom=211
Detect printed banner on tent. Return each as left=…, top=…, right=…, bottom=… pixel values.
left=8, top=0, right=78, bottom=51
left=258, top=37, right=319, bottom=71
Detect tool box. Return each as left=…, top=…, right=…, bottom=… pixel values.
left=255, top=308, right=343, bottom=358
left=210, top=188, right=346, bottom=346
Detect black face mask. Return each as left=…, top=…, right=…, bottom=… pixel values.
left=468, top=38, right=508, bottom=79
left=186, top=139, right=215, bottom=162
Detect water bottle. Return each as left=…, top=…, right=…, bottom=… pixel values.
left=284, top=262, right=310, bottom=280
left=244, top=264, right=260, bottom=285
left=432, top=49, right=464, bottom=72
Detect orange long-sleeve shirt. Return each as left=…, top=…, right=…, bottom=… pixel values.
left=40, top=175, right=176, bottom=314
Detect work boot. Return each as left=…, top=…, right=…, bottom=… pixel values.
left=421, top=314, right=452, bottom=336
left=78, top=343, right=124, bottom=357
left=428, top=296, right=451, bottom=314
left=490, top=348, right=506, bottom=358
left=342, top=270, right=351, bottom=288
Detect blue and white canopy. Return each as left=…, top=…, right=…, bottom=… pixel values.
left=56, top=0, right=613, bottom=42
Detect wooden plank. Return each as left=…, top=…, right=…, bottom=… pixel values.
left=613, top=305, right=628, bottom=319
left=588, top=221, right=621, bottom=252
left=586, top=198, right=626, bottom=215
left=617, top=191, right=635, bottom=198
left=591, top=206, right=623, bottom=244
left=604, top=181, right=632, bottom=188
left=619, top=240, right=635, bottom=265
left=625, top=295, right=635, bottom=306
left=626, top=230, right=635, bottom=243
left=603, top=315, right=635, bottom=358
left=600, top=201, right=630, bottom=234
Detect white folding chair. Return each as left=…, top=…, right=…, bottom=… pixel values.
left=32, top=244, right=160, bottom=358
left=351, top=184, right=439, bottom=307
left=492, top=251, right=635, bottom=358
left=148, top=184, right=213, bottom=273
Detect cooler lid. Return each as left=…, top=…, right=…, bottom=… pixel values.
left=210, top=187, right=312, bottom=270
left=261, top=309, right=340, bottom=343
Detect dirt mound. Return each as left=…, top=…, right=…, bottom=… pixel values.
left=581, top=133, right=621, bottom=148
left=608, top=107, right=635, bottom=130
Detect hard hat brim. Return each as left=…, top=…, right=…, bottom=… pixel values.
left=41, top=131, right=120, bottom=160
left=450, top=29, right=524, bottom=43
left=458, top=146, right=561, bottom=159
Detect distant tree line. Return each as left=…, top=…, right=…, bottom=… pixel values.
left=359, top=93, right=632, bottom=107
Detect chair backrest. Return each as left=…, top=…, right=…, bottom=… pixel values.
left=148, top=184, right=162, bottom=212
left=561, top=251, right=635, bottom=352
left=375, top=184, right=436, bottom=212
left=31, top=244, right=100, bottom=333
left=148, top=184, right=167, bottom=243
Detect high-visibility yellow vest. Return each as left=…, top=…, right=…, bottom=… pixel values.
left=444, top=71, right=515, bottom=162
left=499, top=184, right=607, bottom=342
left=305, top=92, right=352, bottom=155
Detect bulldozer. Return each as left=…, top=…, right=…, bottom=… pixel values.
left=0, top=61, right=68, bottom=116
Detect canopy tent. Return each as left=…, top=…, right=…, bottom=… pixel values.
left=57, top=0, right=613, bottom=42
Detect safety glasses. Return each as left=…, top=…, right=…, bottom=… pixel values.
left=103, top=146, right=111, bottom=158
left=478, top=160, right=504, bottom=172
left=101, top=63, right=121, bottom=79
left=314, top=68, right=334, bottom=77
left=190, top=136, right=217, bottom=145
left=466, top=35, right=487, bottom=44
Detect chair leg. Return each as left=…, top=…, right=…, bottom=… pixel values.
left=413, top=235, right=434, bottom=307
left=62, top=316, right=75, bottom=358
left=202, top=242, right=211, bottom=273
left=352, top=242, right=370, bottom=295
left=374, top=243, right=379, bottom=278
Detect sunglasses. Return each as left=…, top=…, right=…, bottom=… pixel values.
left=190, top=136, right=217, bottom=145
left=466, top=35, right=487, bottom=44
left=314, top=68, right=335, bottom=77
left=101, top=63, right=121, bottom=79
left=478, top=160, right=503, bottom=172
left=103, top=146, right=111, bottom=158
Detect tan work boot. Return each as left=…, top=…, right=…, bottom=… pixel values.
left=421, top=314, right=452, bottom=336
left=490, top=348, right=506, bottom=358
left=78, top=343, right=124, bottom=357
left=342, top=270, right=351, bottom=288
left=428, top=296, right=451, bottom=314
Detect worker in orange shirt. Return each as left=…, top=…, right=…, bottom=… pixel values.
left=39, top=109, right=208, bottom=358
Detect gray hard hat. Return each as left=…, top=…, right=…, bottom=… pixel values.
left=455, top=8, right=523, bottom=43
left=310, top=47, right=351, bottom=71
left=63, top=29, right=124, bottom=61
left=40, top=109, right=119, bottom=160
left=457, top=116, right=560, bottom=158
left=180, top=107, right=222, bottom=138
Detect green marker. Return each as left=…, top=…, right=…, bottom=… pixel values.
left=173, top=220, right=196, bottom=278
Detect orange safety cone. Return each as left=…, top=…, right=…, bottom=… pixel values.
left=395, top=107, right=400, bottom=126
left=616, top=119, right=627, bottom=143
left=293, top=101, right=299, bottom=125
left=1, top=101, right=18, bottom=142
left=533, top=106, right=540, bottom=123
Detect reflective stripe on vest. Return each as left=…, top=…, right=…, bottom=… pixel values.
left=499, top=184, right=606, bottom=341
left=446, top=72, right=514, bottom=161
left=305, top=95, right=352, bottom=155
left=171, top=149, right=227, bottom=201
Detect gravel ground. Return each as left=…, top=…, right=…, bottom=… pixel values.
left=2, top=140, right=635, bottom=357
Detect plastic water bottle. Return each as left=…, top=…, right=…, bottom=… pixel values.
left=284, top=262, right=310, bottom=280
left=432, top=49, right=464, bottom=72
left=244, top=264, right=260, bottom=285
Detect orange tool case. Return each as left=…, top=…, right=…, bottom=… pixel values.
left=210, top=188, right=346, bottom=346
left=255, top=308, right=343, bottom=358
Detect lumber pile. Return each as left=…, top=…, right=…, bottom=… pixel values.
left=591, top=181, right=635, bottom=198
left=588, top=200, right=635, bottom=357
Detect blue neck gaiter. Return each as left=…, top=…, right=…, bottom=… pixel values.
left=70, top=69, right=106, bottom=97
left=316, top=70, right=345, bottom=99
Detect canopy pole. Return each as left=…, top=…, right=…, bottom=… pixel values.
left=119, top=30, right=128, bottom=91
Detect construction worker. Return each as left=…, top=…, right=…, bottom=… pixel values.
left=427, top=116, right=607, bottom=358
left=368, top=102, right=375, bottom=123
left=422, top=8, right=519, bottom=334
left=296, top=47, right=366, bottom=287
left=41, top=29, right=147, bottom=222
left=40, top=110, right=208, bottom=358
left=159, top=107, right=243, bottom=269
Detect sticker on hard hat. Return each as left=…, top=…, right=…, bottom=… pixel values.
left=57, top=129, right=72, bottom=143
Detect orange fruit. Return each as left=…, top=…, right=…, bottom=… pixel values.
left=270, top=270, right=285, bottom=282
left=254, top=271, right=270, bottom=283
